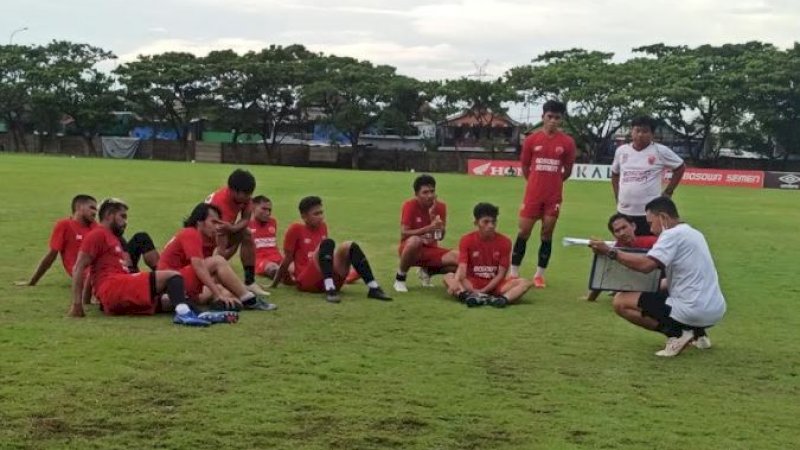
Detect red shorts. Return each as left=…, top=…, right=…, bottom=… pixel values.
left=519, top=194, right=562, bottom=219
left=466, top=276, right=510, bottom=296
left=398, top=243, right=451, bottom=269
left=179, top=265, right=204, bottom=300
left=96, top=272, right=157, bottom=316
left=294, top=263, right=345, bottom=293
left=255, top=252, right=282, bottom=275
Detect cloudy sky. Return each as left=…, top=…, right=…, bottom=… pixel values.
left=3, top=0, right=798, bottom=119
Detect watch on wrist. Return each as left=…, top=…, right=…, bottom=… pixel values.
left=608, top=248, right=618, bottom=260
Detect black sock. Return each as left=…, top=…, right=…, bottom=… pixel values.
left=537, top=240, right=552, bottom=268
left=348, top=242, right=375, bottom=284
left=318, top=238, right=336, bottom=279
left=395, top=272, right=407, bottom=282
left=127, top=232, right=157, bottom=270
left=512, top=236, right=528, bottom=266
left=244, top=265, right=255, bottom=285
left=165, top=275, right=188, bottom=309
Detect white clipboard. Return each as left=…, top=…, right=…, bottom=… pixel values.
left=589, top=249, right=662, bottom=293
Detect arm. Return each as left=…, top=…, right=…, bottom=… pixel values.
left=611, top=172, right=620, bottom=202
left=20, top=250, right=58, bottom=286
left=81, top=278, right=93, bottom=305
left=562, top=140, right=576, bottom=182
left=520, top=143, right=531, bottom=180
left=69, top=252, right=92, bottom=317
left=476, top=266, right=508, bottom=294
left=270, top=251, right=293, bottom=288
left=229, top=210, right=252, bottom=233
left=400, top=222, right=440, bottom=240
left=588, top=240, right=660, bottom=274
left=663, top=164, right=685, bottom=196
left=214, top=232, right=236, bottom=260
left=455, top=263, right=467, bottom=282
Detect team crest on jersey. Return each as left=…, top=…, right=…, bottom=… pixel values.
left=472, top=251, right=480, bottom=257
left=534, top=145, right=543, bottom=152
left=416, top=217, right=422, bottom=223
left=555, top=146, right=564, bottom=155
left=268, top=226, right=276, bottom=233
left=115, top=245, right=122, bottom=253
left=76, top=234, right=83, bottom=240
left=648, top=155, right=656, bottom=165
left=303, top=238, right=311, bottom=244
left=493, top=251, right=500, bottom=258
left=622, top=154, right=629, bottom=163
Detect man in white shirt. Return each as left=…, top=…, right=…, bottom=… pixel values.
left=611, top=116, right=685, bottom=235
left=588, top=197, right=726, bottom=357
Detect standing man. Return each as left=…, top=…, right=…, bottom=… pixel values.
left=611, top=116, right=685, bottom=235
left=510, top=100, right=576, bottom=288
left=589, top=197, right=726, bottom=357
left=249, top=195, right=283, bottom=280
left=205, top=168, right=268, bottom=296
left=394, top=174, right=458, bottom=293
left=17, top=194, right=97, bottom=285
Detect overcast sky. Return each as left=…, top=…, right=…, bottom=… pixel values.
left=3, top=0, right=798, bottom=121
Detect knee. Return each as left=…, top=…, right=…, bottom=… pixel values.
left=210, top=254, right=226, bottom=268
left=612, top=294, right=627, bottom=315
left=341, top=241, right=353, bottom=252
left=404, top=236, right=422, bottom=250
left=320, top=238, right=336, bottom=253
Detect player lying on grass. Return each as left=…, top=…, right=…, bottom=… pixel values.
left=205, top=168, right=269, bottom=296
left=69, top=198, right=230, bottom=326
left=17, top=194, right=97, bottom=286
left=584, top=213, right=658, bottom=301
left=270, top=196, right=392, bottom=303
left=158, top=203, right=277, bottom=314
left=589, top=197, right=726, bottom=357
left=443, top=203, right=532, bottom=308
left=249, top=195, right=283, bottom=280
left=394, top=174, right=458, bottom=293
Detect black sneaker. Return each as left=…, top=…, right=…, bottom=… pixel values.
left=487, top=295, right=508, bottom=308
left=367, top=287, right=392, bottom=301
left=464, top=292, right=486, bottom=308
left=325, top=290, right=341, bottom=303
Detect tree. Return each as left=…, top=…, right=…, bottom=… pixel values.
left=508, top=49, right=639, bottom=162
left=0, top=44, right=43, bottom=151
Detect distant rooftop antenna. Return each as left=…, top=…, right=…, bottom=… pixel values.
left=468, top=60, right=491, bottom=79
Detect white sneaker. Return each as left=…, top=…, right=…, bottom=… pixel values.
left=393, top=280, right=408, bottom=293
left=655, top=330, right=695, bottom=357
left=417, top=267, right=433, bottom=287
left=246, top=282, right=270, bottom=297
left=693, top=335, right=712, bottom=349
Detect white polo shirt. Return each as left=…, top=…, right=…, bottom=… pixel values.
left=612, top=143, right=684, bottom=216
left=647, top=223, right=726, bottom=327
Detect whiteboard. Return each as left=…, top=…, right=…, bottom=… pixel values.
left=589, top=250, right=662, bottom=293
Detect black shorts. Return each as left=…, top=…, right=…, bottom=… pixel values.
left=626, top=215, right=653, bottom=236
left=637, top=291, right=672, bottom=325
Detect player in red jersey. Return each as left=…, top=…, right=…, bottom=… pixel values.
left=17, top=195, right=97, bottom=286
left=249, top=196, right=283, bottom=280
left=510, top=100, right=576, bottom=288
left=393, top=174, right=458, bottom=293
left=270, top=196, right=392, bottom=303
left=584, top=213, right=658, bottom=302
left=68, top=198, right=210, bottom=326
left=205, top=169, right=268, bottom=296
left=443, top=203, right=532, bottom=307
left=159, top=203, right=276, bottom=311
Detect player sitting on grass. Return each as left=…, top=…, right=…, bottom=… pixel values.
left=270, top=195, right=392, bottom=303
left=68, top=198, right=217, bottom=326
left=394, top=174, right=458, bottom=292
left=589, top=197, right=726, bottom=357
left=17, top=194, right=97, bottom=286
left=443, top=203, right=532, bottom=308
left=205, top=168, right=269, bottom=296
left=249, top=195, right=283, bottom=280
left=158, top=203, right=277, bottom=314
left=584, top=213, right=658, bottom=301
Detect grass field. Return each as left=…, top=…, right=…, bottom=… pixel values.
left=1, top=153, right=799, bottom=450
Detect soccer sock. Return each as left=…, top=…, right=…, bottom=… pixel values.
left=165, top=275, right=189, bottom=309
left=395, top=271, right=407, bottom=281
left=128, top=232, right=157, bottom=270
left=244, top=266, right=255, bottom=285
left=512, top=236, right=528, bottom=266
left=318, top=239, right=336, bottom=290
left=367, top=281, right=379, bottom=289
left=348, top=242, right=376, bottom=285
left=537, top=240, right=553, bottom=269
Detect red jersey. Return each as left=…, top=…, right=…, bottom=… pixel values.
left=158, top=227, right=215, bottom=270
left=520, top=130, right=576, bottom=198
left=205, top=187, right=252, bottom=224
left=249, top=217, right=281, bottom=260
left=458, top=231, right=512, bottom=280
left=80, top=226, right=131, bottom=290
left=49, top=218, right=97, bottom=276
left=615, top=235, right=657, bottom=249
left=283, top=222, right=328, bottom=275
left=400, top=199, right=447, bottom=247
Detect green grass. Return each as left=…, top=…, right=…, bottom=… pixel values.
left=1, top=153, right=799, bottom=450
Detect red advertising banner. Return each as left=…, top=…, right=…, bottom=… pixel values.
left=664, top=168, right=764, bottom=188
left=467, top=159, right=522, bottom=177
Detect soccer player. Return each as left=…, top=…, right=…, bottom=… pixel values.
left=249, top=196, right=283, bottom=279
left=69, top=198, right=212, bottom=326
left=270, top=196, right=392, bottom=303
left=611, top=116, right=685, bottom=236
left=443, top=203, right=532, bottom=307
left=205, top=168, right=268, bottom=296
left=589, top=197, right=726, bottom=357
left=17, top=194, right=97, bottom=286
left=510, top=100, right=576, bottom=288
left=393, top=174, right=458, bottom=293
left=584, top=213, right=658, bottom=301
left=158, top=203, right=276, bottom=311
